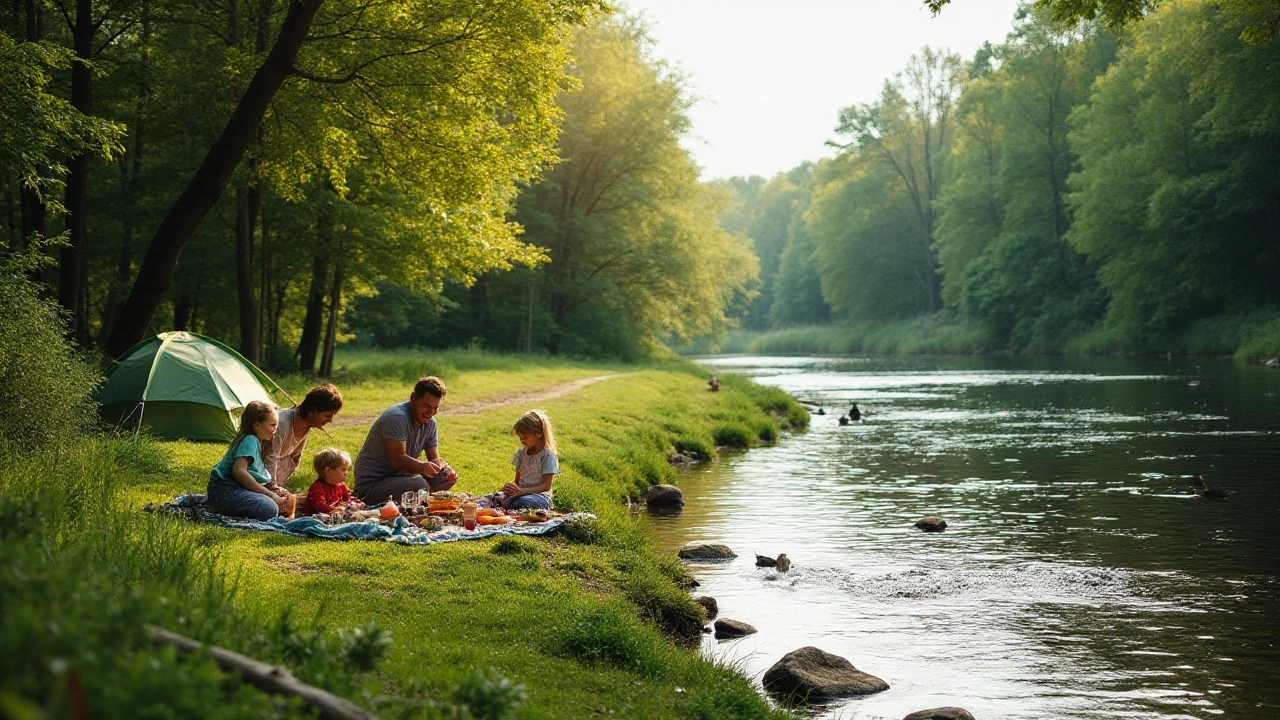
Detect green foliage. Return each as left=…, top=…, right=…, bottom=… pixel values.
left=714, top=164, right=819, bottom=329
left=960, top=234, right=1107, bottom=348
left=1067, top=0, right=1280, bottom=342
left=0, top=35, right=124, bottom=213
left=0, top=248, right=99, bottom=452
left=711, top=422, right=754, bottom=448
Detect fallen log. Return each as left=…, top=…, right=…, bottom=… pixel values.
left=146, top=625, right=380, bottom=720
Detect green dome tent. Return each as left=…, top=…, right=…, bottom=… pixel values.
left=97, top=332, right=288, bottom=441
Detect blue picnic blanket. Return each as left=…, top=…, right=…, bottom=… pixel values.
left=145, top=494, right=592, bottom=546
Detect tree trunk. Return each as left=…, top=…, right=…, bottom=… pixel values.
left=297, top=254, right=328, bottom=374
left=104, top=0, right=325, bottom=358
left=59, top=0, right=93, bottom=342
left=318, top=260, right=344, bottom=378
left=235, top=186, right=261, bottom=364
left=173, top=292, right=194, bottom=331
left=99, top=11, right=148, bottom=346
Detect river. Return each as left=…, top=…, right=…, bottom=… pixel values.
left=644, top=355, right=1280, bottom=720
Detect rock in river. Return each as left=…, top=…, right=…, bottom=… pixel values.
left=915, top=516, right=948, bottom=532
left=762, top=646, right=889, bottom=702
left=646, top=484, right=685, bottom=510
left=695, top=596, right=718, bottom=620
left=713, top=619, right=757, bottom=638
left=678, top=543, right=736, bottom=561
left=902, top=709, right=975, bottom=720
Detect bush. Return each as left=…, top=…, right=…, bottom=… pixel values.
left=550, top=604, right=666, bottom=674
left=0, top=251, right=98, bottom=451
left=712, top=422, right=753, bottom=448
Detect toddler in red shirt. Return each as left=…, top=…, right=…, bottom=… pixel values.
left=300, top=448, right=363, bottom=516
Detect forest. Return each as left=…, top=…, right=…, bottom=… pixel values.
left=724, top=0, right=1280, bottom=359
left=4, top=0, right=1279, bottom=366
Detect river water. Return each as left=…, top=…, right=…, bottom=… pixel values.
left=644, top=356, right=1280, bottom=720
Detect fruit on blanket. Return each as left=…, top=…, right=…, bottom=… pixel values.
left=380, top=501, right=400, bottom=520
left=476, top=515, right=513, bottom=525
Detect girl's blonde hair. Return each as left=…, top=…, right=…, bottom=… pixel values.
left=235, top=400, right=278, bottom=444
left=514, top=409, right=556, bottom=453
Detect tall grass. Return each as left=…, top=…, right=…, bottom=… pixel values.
left=750, top=315, right=991, bottom=356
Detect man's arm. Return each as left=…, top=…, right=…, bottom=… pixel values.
left=384, top=438, right=439, bottom=476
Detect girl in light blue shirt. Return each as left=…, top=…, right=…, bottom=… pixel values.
left=500, top=409, right=559, bottom=511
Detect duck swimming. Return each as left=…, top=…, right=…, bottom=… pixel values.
left=1192, top=475, right=1233, bottom=500
left=838, top=415, right=849, bottom=426
left=849, top=403, right=862, bottom=421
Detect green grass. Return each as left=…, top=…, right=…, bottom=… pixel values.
left=5, top=354, right=807, bottom=719
left=749, top=316, right=991, bottom=356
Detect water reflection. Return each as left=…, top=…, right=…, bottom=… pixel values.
left=647, top=356, right=1280, bottom=719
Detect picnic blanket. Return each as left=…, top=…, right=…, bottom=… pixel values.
left=145, top=494, right=592, bottom=546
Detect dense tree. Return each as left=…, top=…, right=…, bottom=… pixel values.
left=768, top=174, right=829, bottom=327
left=715, top=166, right=812, bottom=329
left=1067, top=0, right=1280, bottom=340
left=832, top=47, right=964, bottom=313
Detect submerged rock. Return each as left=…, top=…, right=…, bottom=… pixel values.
left=695, top=596, right=718, bottom=620
left=776, top=553, right=791, bottom=572
left=678, top=543, right=736, bottom=561
left=646, top=484, right=685, bottom=510
left=902, top=708, right=975, bottom=720
left=755, top=554, right=777, bottom=567
left=915, top=516, right=948, bottom=532
left=762, top=646, right=889, bottom=702
left=713, top=619, right=757, bottom=638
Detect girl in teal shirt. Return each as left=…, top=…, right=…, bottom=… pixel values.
left=207, top=401, right=293, bottom=520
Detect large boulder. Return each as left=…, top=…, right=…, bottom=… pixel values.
left=762, top=647, right=889, bottom=702
left=695, top=596, right=718, bottom=620
left=646, top=484, right=685, bottom=510
left=903, top=709, right=975, bottom=720
left=713, top=619, right=757, bottom=638
left=915, top=516, right=947, bottom=532
left=678, top=543, right=736, bottom=560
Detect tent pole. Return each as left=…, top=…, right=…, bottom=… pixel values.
left=135, top=401, right=146, bottom=438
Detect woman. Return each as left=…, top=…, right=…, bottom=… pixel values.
left=262, top=384, right=343, bottom=492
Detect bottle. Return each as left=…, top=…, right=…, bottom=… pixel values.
left=462, top=501, right=477, bottom=531
left=380, top=500, right=400, bottom=521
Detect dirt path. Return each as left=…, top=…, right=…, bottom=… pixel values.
left=331, top=373, right=625, bottom=428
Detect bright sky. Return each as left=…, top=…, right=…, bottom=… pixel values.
left=620, top=0, right=1022, bottom=180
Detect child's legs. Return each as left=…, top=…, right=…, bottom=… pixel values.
left=506, top=493, right=551, bottom=511
left=207, top=480, right=278, bottom=521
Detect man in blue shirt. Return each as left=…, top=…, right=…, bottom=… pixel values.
left=354, top=376, right=459, bottom=504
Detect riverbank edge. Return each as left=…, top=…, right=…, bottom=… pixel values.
left=4, top=361, right=809, bottom=718
left=742, top=315, right=1280, bottom=364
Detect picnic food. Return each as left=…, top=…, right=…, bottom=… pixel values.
left=520, top=509, right=550, bottom=522
left=428, top=490, right=468, bottom=513
left=476, top=508, right=503, bottom=518
left=476, top=515, right=514, bottom=525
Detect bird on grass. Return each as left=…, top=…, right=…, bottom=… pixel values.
left=1192, top=475, right=1233, bottom=500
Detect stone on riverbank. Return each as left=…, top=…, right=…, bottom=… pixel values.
left=646, top=484, right=685, bottom=510
left=678, top=543, right=737, bottom=560
left=776, top=553, right=791, bottom=572
left=902, top=708, right=975, bottom=720
left=695, top=596, right=718, bottom=620
left=713, top=619, right=757, bottom=638
left=762, top=646, right=889, bottom=702
left=915, top=516, right=947, bottom=532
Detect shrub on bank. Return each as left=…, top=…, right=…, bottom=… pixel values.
left=0, top=253, right=98, bottom=451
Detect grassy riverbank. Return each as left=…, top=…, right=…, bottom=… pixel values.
left=747, top=312, right=1280, bottom=361
left=1, top=351, right=806, bottom=719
